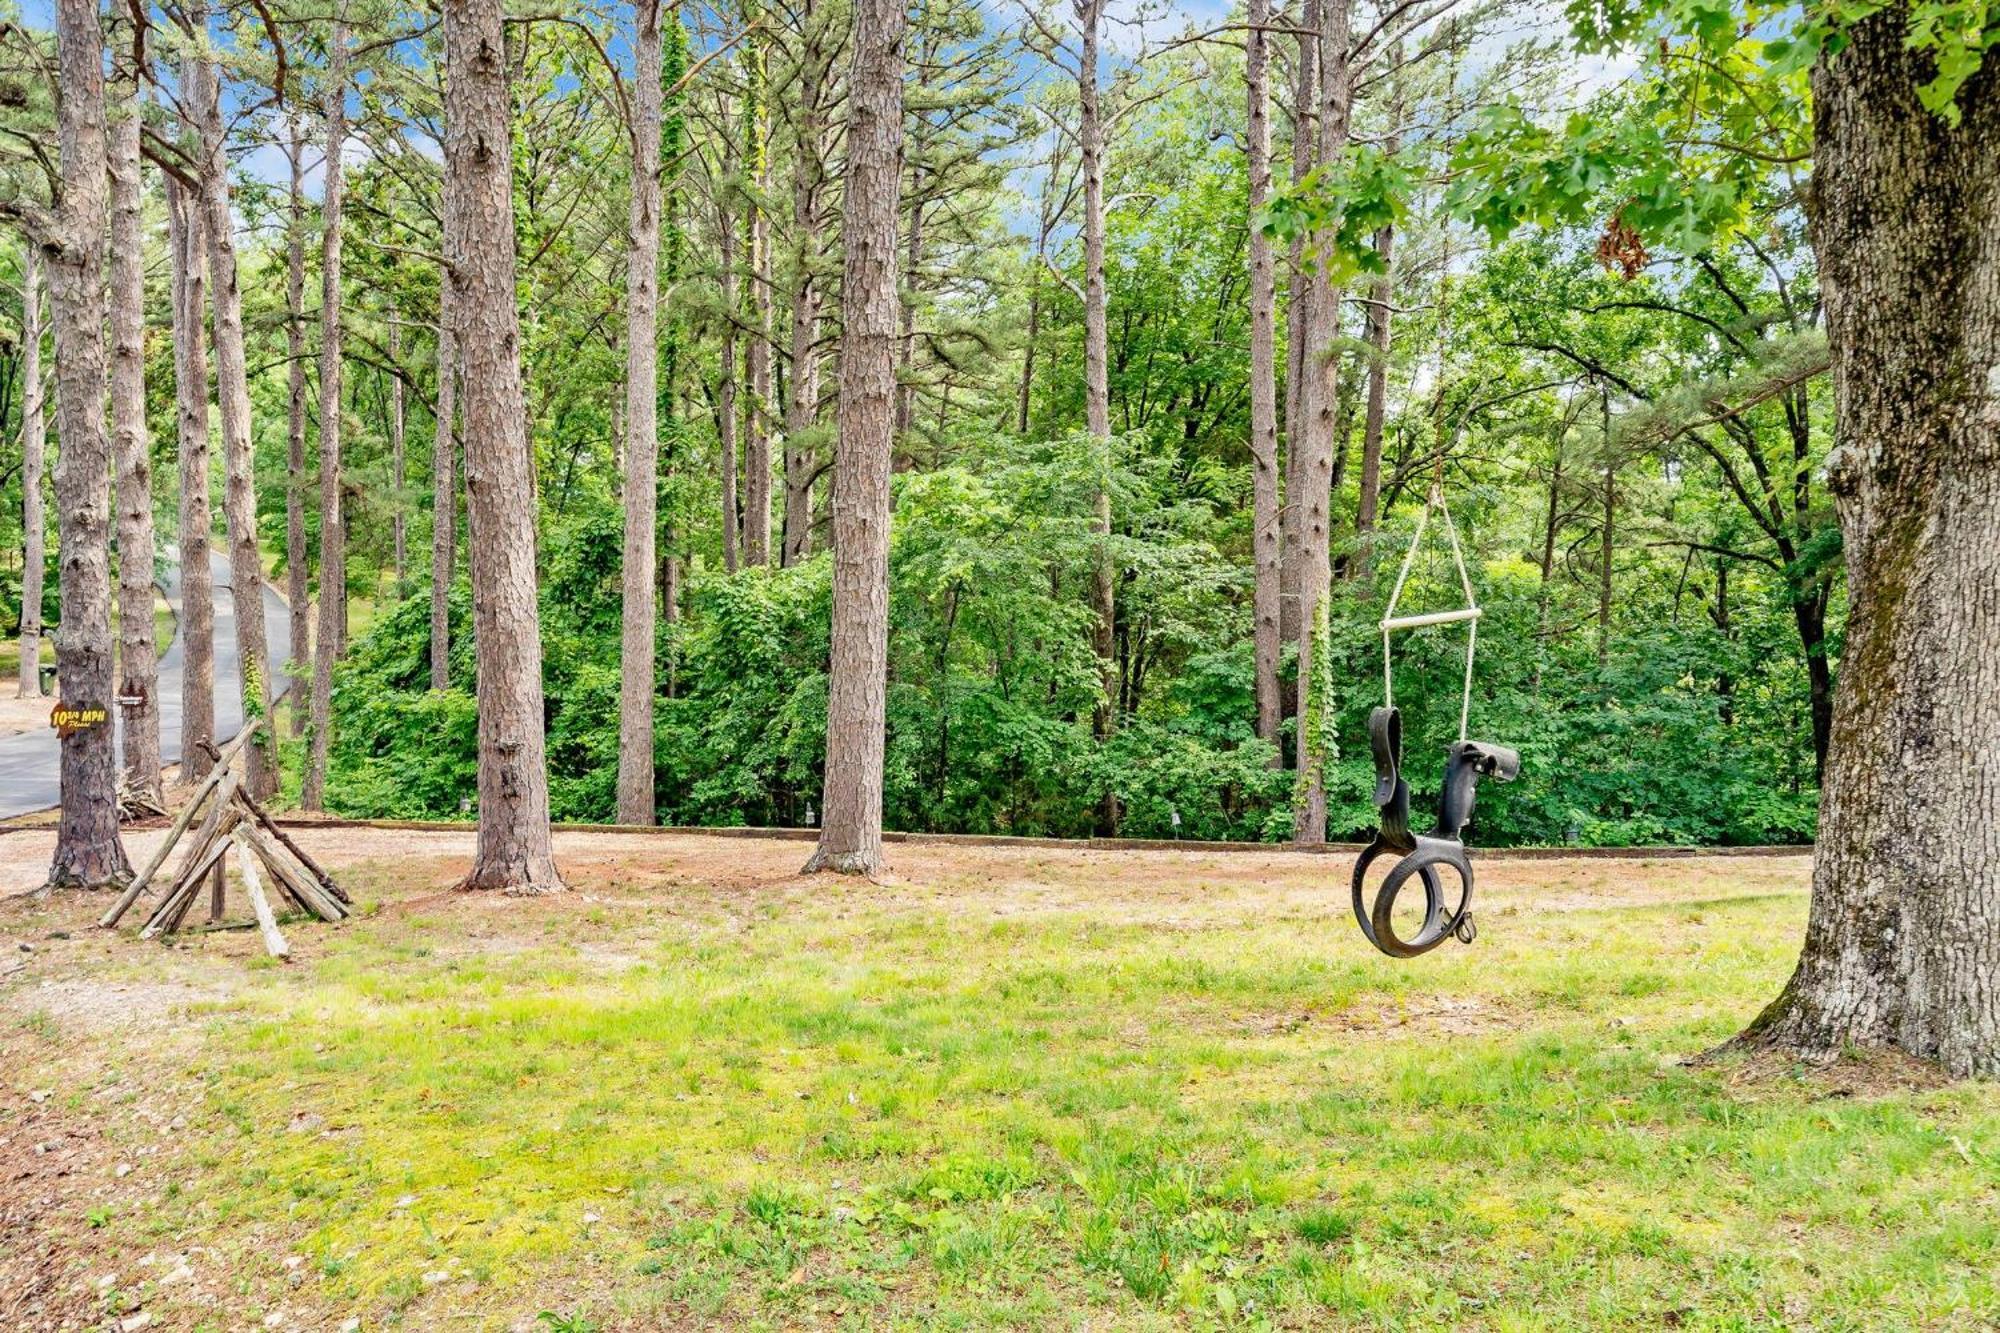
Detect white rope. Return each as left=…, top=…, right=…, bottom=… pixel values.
left=1378, top=485, right=1480, bottom=740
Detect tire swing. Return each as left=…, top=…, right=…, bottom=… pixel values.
left=1351, top=478, right=1520, bottom=959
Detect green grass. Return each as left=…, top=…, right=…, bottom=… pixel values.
left=40, top=852, right=2000, bottom=1329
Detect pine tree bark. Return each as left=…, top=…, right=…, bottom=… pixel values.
left=442, top=0, right=563, bottom=892
left=617, top=0, right=666, bottom=827
left=42, top=0, right=130, bottom=887
left=189, top=3, right=277, bottom=799
left=16, top=241, right=43, bottom=701
left=166, top=176, right=216, bottom=783
left=430, top=276, right=457, bottom=691
left=1245, top=0, right=1281, bottom=757
left=782, top=5, right=829, bottom=569
left=1279, top=0, right=1318, bottom=654
left=109, top=52, right=160, bottom=805
left=1743, top=14, right=2000, bottom=1077
left=1290, top=0, right=1353, bottom=845
left=718, top=186, right=741, bottom=574
left=804, top=0, right=904, bottom=874
left=285, top=114, right=311, bottom=706
left=304, top=17, right=350, bottom=812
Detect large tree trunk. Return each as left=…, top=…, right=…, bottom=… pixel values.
left=190, top=5, right=277, bottom=800
left=1744, top=12, right=2000, bottom=1077
left=285, top=114, right=311, bottom=709
left=16, top=241, right=43, bottom=701
left=804, top=0, right=904, bottom=874
left=1245, top=0, right=1281, bottom=757
left=303, top=18, right=350, bottom=813
left=166, top=176, right=216, bottom=783
left=1077, top=0, right=1117, bottom=833
left=442, top=0, right=563, bottom=893
left=617, top=0, right=666, bottom=827
left=1351, top=220, right=1392, bottom=567
left=42, top=0, right=130, bottom=888
left=430, top=276, right=457, bottom=691
left=1289, top=0, right=1353, bottom=845
left=742, top=28, right=774, bottom=568
left=109, top=55, right=161, bottom=805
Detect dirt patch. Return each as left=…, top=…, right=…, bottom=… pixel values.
left=1697, top=1041, right=1955, bottom=1099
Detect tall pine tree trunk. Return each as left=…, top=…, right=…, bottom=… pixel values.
left=805, top=0, right=904, bottom=874
left=285, top=113, right=311, bottom=708
left=430, top=276, right=457, bottom=691
left=742, top=21, right=774, bottom=568
left=304, top=16, right=349, bottom=812
left=16, top=241, right=43, bottom=701
left=782, top=13, right=827, bottom=570
left=1289, top=0, right=1353, bottom=845
left=1744, top=15, right=2000, bottom=1077
left=617, top=0, right=666, bottom=827
left=190, top=1, right=277, bottom=799
left=1245, top=0, right=1282, bottom=756
left=443, top=0, right=563, bottom=892
left=1279, top=0, right=1317, bottom=655
left=109, top=53, right=160, bottom=804
left=42, top=0, right=130, bottom=888
left=166, top=176, right=216, bottom=784
left=391, top=320, right=407, bottom=587
left=718, top=187, right=741, bottom=574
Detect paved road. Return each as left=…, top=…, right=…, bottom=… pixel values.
left=0, top=550, right=292, bottom=817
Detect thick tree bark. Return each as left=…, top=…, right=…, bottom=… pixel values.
left=805, top=0, right=904, bottom=874
left=285, top=115, right=311, bottom=706
left=617, top=0, right=666, bottom=826
left=166, top=177, right=216, bottom=784
left=430, top=276, right=457, bottom=691
left=442, top=0, right=563, bottom=892
left=16, top=241, right=43, bottom=701
left=1290, top=0, right=1353, bottom=844
left=304, top=18, right=350, bottom=813
left=1744, top=12, right=2000, bottom=1077
left=1351, top=221, right=1392, bottom=566
left=42, top=0, right=130, bottom=887
left=189, top=6, right=277, bottom=799
left=1245, top=0, right=1281, bottom=756
left=109, top=56, right=161, bottom=805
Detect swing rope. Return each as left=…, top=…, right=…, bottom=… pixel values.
left=1378, top=475, right=1479, bottom=741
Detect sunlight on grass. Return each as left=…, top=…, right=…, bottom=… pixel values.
left=154, top=865, right=1999, bottom=1329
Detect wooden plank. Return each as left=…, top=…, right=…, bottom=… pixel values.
left=235, top=833, right=290, bottom=960
left=97, top=720, right=259, bottom=928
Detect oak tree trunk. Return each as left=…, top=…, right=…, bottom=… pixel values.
left=43, top=0, right=130, bottom=887
left=617, top=0, right=666, bottom=826
left=1245, top=0, right=1282, bottom=756
left=190, top=4, right=277, bottom=799
left=1290, top=0, right=1353, bottom=844
left=1744, top=14, right=2000, bottom=1076
left=16, top=241, right=43, bottom=700
left=431, top=276, right=457, bottom=691
left=442, top=0, right=563, bottom=892
left=1279, top=0, right=1318, bottom=655
left=166, top=176, right=216, bottom=783
left=109, top=54, right=161, bottom=804
left=804, top=0, right=904, bottom=874
left=304, top=18, right=350, bottom=812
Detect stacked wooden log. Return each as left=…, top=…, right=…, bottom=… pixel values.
left=98, top=721, right=350, bottom=958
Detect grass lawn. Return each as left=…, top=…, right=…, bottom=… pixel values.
left=1, top=831, right=1994, bottom=1331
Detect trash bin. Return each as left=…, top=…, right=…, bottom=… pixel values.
left=38, top=664, right=56, bottom=694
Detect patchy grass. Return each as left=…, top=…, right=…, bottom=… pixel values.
left=2, top=835, right=1995, bottom=1330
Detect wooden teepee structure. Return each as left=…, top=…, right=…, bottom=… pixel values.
left=99, top=720, right=349, bottom=957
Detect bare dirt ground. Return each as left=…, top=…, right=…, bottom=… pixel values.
left=0, top=825, right=1814, bottom=1331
